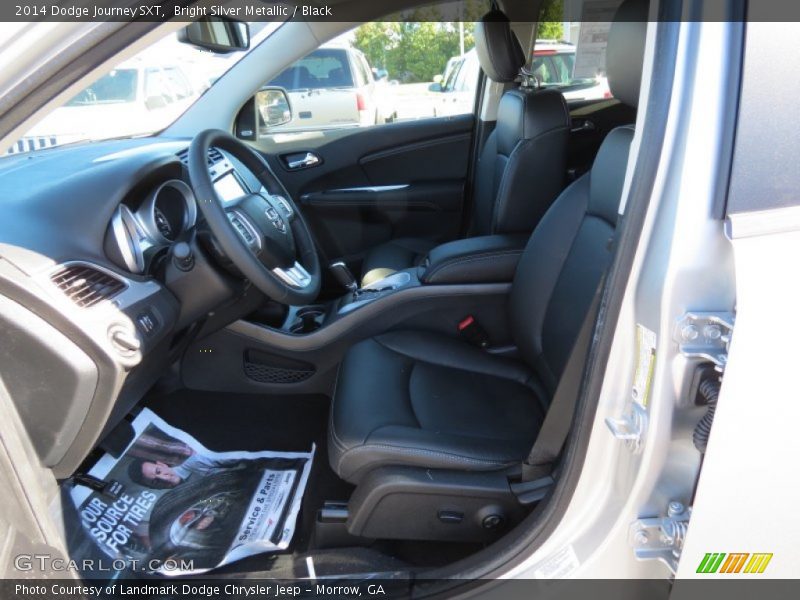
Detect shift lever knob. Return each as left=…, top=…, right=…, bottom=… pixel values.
left=329, top=261, right=358, bottom=292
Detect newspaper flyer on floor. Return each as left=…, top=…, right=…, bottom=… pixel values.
left=69, top=408, right=314, bottom=575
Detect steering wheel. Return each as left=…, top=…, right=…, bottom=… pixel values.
left=188, top=130, right=321, bottom=305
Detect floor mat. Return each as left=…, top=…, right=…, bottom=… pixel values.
left=143, top=391, right=475, bottom=576
left=145, top=390, right=354, bottom=557
left=66, top=407, right=315, bottom=575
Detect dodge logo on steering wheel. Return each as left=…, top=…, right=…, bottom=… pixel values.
left=265, top=207, right=287, bottom=234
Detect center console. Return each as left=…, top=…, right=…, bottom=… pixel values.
left=274, top=234, right=529, bottom=334
left=181, top=235, right=528, bottom=395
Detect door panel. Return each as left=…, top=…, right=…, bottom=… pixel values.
left=256, top=114, right=474, bottom=263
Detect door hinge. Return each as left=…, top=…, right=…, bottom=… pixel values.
left=629, top=500, right=691, bottom=575
left=675, top=311, right=735, bottom=372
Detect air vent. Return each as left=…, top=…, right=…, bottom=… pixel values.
left=176, top=147, right=225, bottom=167
left=50, top=264, right=125, bottom=308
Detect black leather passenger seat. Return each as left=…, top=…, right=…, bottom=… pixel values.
left=328, top=0, right=650, bottom=541
left=360, top=9, right=571, bottom=286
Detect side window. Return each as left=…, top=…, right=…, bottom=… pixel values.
left=164, top=67, right=193, bottom=100
left=442, top=58, right=464, bottom=92
left=144, top=68, right=175, bottom=105
left=256, top=5, right=490, bottom=139
left=453, top=52, right=479, bottom=92
left=532, top=2, right=615, bottom=102
left=268, top=48, right=354, bottom=91
left=352, top=51, right=372, bottom=88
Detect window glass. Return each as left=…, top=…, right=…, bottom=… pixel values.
left=144, top=68, right=174, bottom=105
left=442, top=57, right=463, bottom=92
left=7, top=22, right=280, bottom=156
left=267, top=48, right=355, bottom=90
left=258, top=3, right=491, bottom=137
left=453, top=50, right=479, bottom=92
left=532, top=0, right=614, bottom=102
left=65, top=69, right=138, bottom=106
left=164, top=67, right=193, bottom=100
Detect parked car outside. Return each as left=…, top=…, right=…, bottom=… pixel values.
left=429, top=39, right=612, bottom=119
left=262, top=44, right=397, bottom=133
left=531, top=39, right=612, bottom=101
left=8, top=59, right=199, bottom=155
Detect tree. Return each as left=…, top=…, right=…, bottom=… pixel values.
left=352, top=2, right=484, bottom=84
left=538, top=0, right=564, bottom=40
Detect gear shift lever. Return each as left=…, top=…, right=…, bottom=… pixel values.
left=329, top=261, right=358, bottom=293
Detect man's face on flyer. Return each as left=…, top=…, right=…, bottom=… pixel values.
left=142, top=461, right=182, bottom=487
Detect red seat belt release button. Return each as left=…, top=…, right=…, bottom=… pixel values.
left=458, top=315, right=489, bottom=348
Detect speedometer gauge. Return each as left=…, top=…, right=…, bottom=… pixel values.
left=140, top=179, right=197, bottom=244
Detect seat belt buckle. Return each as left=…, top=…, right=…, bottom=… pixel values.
left=458, top=315, right=489, bottom=348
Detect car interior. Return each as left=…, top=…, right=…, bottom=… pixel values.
left=0, top=0, right=651, bottom=581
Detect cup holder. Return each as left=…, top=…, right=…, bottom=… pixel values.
left=289, top=305, right=326, bottom=334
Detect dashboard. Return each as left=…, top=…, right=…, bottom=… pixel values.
left=0, top=136, right=264, bottom=478
left=105, top=147, right=249, bottom=276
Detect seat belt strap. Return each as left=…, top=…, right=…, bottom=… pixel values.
left=520, top=280, right=604, bottom=482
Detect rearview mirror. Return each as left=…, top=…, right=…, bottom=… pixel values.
left=428, top=82, right=443, bottom=92
left=178, top=17, right=250, bottom=54
left=256, top=87, right=293, bottom=133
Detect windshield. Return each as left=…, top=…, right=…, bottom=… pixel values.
left=6, top=22, right=280, bottom=156
left=66, top=69, right=139, bottom=106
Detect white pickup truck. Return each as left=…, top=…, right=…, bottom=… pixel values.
left=262, top=45, right=397, bottom=132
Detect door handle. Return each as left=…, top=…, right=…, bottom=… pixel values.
left=284, top=151, right=322, bottom=170
left=570, top=119, right=596, bottom=134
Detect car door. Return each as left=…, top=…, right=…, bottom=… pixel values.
left=237, top=19, right=485, bottom=272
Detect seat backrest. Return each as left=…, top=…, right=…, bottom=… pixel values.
left=471, top=10, right=571, bottom=237
left=509, top=0, right=648, bottom=395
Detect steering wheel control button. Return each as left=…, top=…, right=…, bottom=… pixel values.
left=226, top=211, right=261, bottom=250
left=273, top=195, right=294, bottom=218
left=108, top=325, right=141, bottom=356
left=272, top=262, right=312, bottom=289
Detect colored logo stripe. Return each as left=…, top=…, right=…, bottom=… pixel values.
left=697, top=553, right=726, bottom=573
left=720, top=553, right=749, bottom=573
left=696, top=552, right=773, bottom=574
left=744, top=553, right=773, bottom=574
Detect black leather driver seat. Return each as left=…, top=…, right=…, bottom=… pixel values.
left=331, top=0, right=648, bottom=485
left=360, top=10, right=571, bottom=287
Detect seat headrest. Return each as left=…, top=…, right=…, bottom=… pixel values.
left=606, top=0, right=649, bottom=108
left=474, top=10, right=525, bottom=83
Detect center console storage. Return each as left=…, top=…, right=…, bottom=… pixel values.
left=288, top=305, right=327, bottom=333
left=418, top=234, right=529, bottom=285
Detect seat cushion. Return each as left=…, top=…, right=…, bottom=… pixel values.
left=360, top=238, right=435, bottom=287
left=329, top=331, right=546, bottom=483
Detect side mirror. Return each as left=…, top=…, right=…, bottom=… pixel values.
left=178, top=17, right=249, bottom=54
left=433, top=74, right=443, bottom=84
left=255, top=87, right=293, bottom=133
left=428, top=82, right=443, bottom=92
